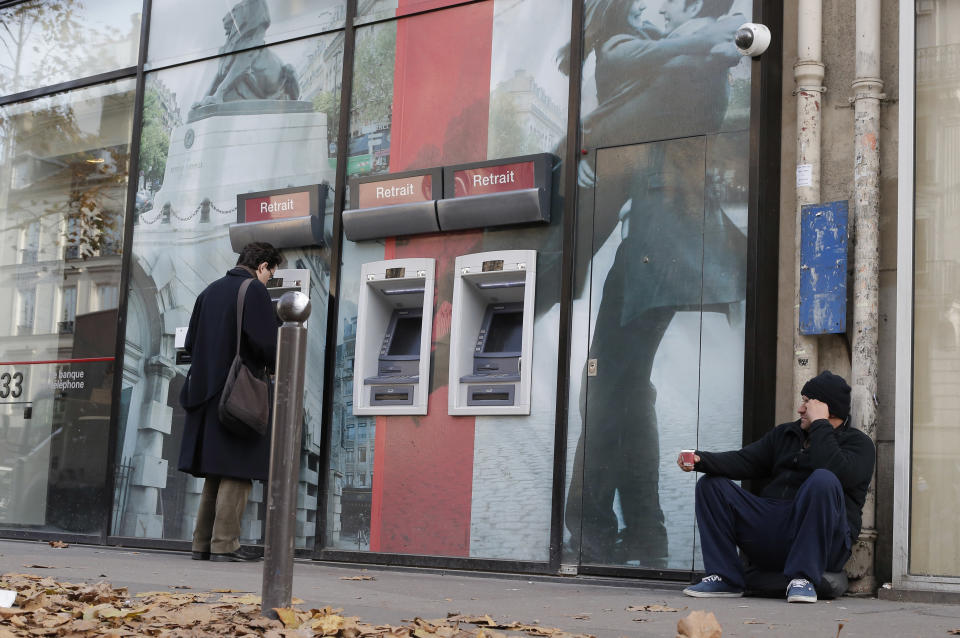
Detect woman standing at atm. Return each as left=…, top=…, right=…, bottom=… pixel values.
left=178, top=242, right=283, bottom=562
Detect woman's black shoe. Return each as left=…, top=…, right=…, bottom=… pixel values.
left=210, top=547, right=261, bottom=562
left=191, top=551, right=210, bottom=560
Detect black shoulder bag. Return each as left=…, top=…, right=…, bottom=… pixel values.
left=218, top=278, right=270, bottom=438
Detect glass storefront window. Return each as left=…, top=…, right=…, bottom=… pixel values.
left=117, top=31, right=341, bottom=548
left=328, top=0, right=571, bottom=560
left=0, top=78, right=136, bottom=534
left=147, top=0, right=347, bottom=70
left=0, top=1, right=142, bottom=96
left=355, top=0, right=473, bottom=25
left=563, top=0, right=752, bottom=570
left=910, top=0, right=960, bottom=577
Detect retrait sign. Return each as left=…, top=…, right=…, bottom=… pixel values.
left=357, top=174, right=434, bottom=208
left=231, top=184, right=326, bottom=251
left=236, top=184, right=322, bottom=224
left=244, top=190, right=312, bottom=222
left=349, top=168, right=443, bottom=210
left=451, top=161, right=536, bottom=197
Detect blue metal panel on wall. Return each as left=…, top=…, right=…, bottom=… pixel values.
left=799, top=201, right=848, bottom=335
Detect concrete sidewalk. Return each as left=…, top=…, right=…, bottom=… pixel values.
left=2, top=539, right=959, bottom=637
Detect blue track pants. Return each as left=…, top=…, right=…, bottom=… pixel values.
left=695, top=469, right=852, bottom=588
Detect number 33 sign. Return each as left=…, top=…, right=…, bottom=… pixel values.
left=0, top=371, right=23, bottom=399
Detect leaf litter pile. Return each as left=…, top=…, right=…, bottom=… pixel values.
left=0, top=572, right=597, bottom=638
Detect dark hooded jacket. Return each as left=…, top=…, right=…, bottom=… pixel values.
left=695, top=418, right=876, bottom=540
left=177, top=267, right=278, bottom=481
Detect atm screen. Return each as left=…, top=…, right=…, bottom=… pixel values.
left=483, top=311, right=523, bottom=354
left=388, top=315, right=422, bottom=356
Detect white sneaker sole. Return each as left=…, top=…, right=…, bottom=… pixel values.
left=683, top=588, right=744, bottom=598
left=787, top=594, right=817, bottom=603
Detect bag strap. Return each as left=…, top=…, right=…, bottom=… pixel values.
left=234, top=278, right=254, bottom=356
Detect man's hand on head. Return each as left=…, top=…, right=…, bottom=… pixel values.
left=804, top=398, right=830, bottom=426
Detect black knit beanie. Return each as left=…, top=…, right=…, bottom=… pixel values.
left=801, top=370, right=851, bottom=420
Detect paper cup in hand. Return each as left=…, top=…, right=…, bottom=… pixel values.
left=680, top=450, right=696, bottom=469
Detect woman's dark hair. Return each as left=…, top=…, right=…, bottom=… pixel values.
left=236, top=242, right=283, bottom=270
left=557, top=0, right=689, bottom=73
left=558, top=0, right=641, bottom=73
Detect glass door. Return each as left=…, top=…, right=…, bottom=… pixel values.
left=567, top=134, right=748, bottom=570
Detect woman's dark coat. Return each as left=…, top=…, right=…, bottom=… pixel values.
left=178, top=267, right=278, bottom=481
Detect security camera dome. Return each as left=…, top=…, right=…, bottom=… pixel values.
left=734, top=23, right=771, bottom=57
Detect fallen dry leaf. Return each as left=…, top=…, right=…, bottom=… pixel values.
left=76, top=581, right=125, bottom=604
left=313, top=612, right=345, bottom=635
left=19, top=592, right=49, bottom=611
left=627, top=604, right=682, bottom=612
left=218, top=593, right=261, bottom=604
left=248, top=615, right=282, bottom=629
left=39, top=613, right=70, bottom=628
left=676, top=610, right=722, bottom=638
left=47, top=541, right=68, bottom=549
left=0, top=609, right=28, bottom=618
left=275, top=607, right=300, bottom=628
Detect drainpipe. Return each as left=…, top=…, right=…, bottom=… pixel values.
left=793, top=0, right=824, bottom=403
left=848, top=0, right=883, bottom=593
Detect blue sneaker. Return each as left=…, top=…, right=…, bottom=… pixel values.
left=786, top=578, right=817, bottom=603
left=682, top=574, right=744, bottom=598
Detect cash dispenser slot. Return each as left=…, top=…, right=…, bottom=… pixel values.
left=370, top=385, right=415, bottom=405
left=353, top=258, right=435, bottom=415
left=467, top=384, right=515, bottom=406
left=448, top=250, right=536, bottom=416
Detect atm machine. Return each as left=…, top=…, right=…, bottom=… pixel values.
left=353, top=258, right=435, bottom=415
left=265, top=268, right=310, bottom=309
left=174, top=269, right=309, bottom=364
left=448, top=250, right=536, bottom=415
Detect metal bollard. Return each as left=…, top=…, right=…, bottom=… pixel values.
left=261, top=291, right=311, bottom=618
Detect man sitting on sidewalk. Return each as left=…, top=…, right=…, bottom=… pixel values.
left=678, top=370, right=875, bottom=603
